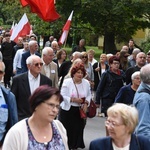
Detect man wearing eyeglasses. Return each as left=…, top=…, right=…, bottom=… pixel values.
left=0, top=61, right=18, bottom=148
left=11, top=55, right=52, bottom=121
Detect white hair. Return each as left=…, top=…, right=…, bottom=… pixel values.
left=26, top=55, right=41, bottom=65
left=42, top=47, right=53, bottom=55
left=131, top=71, right=140, bottom=80
left=28, top=40, right=37, bottom=47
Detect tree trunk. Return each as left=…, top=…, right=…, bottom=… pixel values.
left=103, top=32, right=117, bottom=54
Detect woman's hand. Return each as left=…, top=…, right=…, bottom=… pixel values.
left=71, top=98, right=85, bottom=104
left=82, top=103, right=88, bottom=113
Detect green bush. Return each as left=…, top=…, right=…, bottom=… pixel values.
left=141, top=37, right=150, bottom=53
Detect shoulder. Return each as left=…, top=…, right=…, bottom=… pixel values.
left=51, top=61, right=57, bottom=67
left=63, top=78, right=73, bottom=84
left=90, top=137, right=111, bottom=148
left=8, top=119, right=27, bottom=133
left=22, top=51, right=29, bottom=57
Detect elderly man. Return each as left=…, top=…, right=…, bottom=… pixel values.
left=0, top=61, right=18, bottom=147
left=11, top=55, right=52, bottom=121
left=41, top=47, right=58, bottom=88
left=133, top=64, right=150, bottom=138
left=125, top=52, right=146, bottom=84
left=21, top=40, right=40, bottom=73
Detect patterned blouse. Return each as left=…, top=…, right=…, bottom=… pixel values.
left=26, top=119, right=65, bottom=150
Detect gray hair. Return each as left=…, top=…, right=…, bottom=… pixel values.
left=26, top=55, right=41, bottom=65
left=140, top=64, right=150, bottom=84
left=28, top=40, right=37, bottom=47
left=131, top=71, right=140, bottom=80
left=132, top=48, right=141, bottom=54
left=72, top=51, right=82, bottom=58
left=42, top=47, right=53, bottom=55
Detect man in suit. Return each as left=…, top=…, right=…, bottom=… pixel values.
left=0, top=61, right=18, bottom=147
left=41, top=47, right=58, bottom=88
left=11, top=55, right=52, bottom=121
left=21, top=40, right=41, bottom=73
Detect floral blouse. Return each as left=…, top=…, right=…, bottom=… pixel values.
left=26, top=119, right=65, bottom=150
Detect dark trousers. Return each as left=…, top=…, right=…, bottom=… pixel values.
left=3, top=59, right=13, bottom=87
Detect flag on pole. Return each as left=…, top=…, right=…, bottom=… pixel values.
left=59, top=11, right=74, bottom=45
left=10, top=13, right=31, bottom=43
left=20, top=0, right=60, bottom=22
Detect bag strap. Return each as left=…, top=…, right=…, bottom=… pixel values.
left=97, top=63, right=101, bottom=80
left=72, top=78, right=79, bottom=98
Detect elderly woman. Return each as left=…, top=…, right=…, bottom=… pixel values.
left=115, top=71, right=141, bottom=105
left=59, top=63, right=91, bottom=149
left=3, top=85, right=69, bottom=150
left=90, top=103, right=150, bottom=150
left=53, top=49, right=67, bottom=74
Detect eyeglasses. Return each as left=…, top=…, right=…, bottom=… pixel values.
left=134, top=77, right=140, bottom=80
left=105, top=120, right=123, bottom=128
left=82, top=56, right=87, bottom=59
left=0, top=70, right=4, bottom=74
left=33, top=63, right=43, bottom=67
left=43, top=102, right=60, bottom=110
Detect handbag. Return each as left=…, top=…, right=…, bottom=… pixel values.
left=73, top=78, right=87, bottom=119
left=79, top=108, right=87, bottom=119
left=87, top=100, right=97, bottom=118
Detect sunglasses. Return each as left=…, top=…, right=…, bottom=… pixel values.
left=82, top=56, right=87, bottom=59
left=124, top=56, right=128, bottom=58
left=33, top=63, right=43, bottom=67
left=0, top=70, right=4, bottom=74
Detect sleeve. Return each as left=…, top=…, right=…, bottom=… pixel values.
left=60, top=80, right=72, bottom=108
left=21, top=54, right=27, bottom=73
left=13, top=50, right=19, bottom=71
left=95, top=72, right=107, bottom=104
left=114, top=87, right=125, bottom=103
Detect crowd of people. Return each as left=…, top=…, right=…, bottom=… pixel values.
left=0, top=29, right=150, bottom=150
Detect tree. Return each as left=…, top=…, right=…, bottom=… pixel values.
left=80, top=0, right=150, bottom=53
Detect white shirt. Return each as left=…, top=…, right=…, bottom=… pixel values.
left=13, top=49, right=26, bottom=70
left=43, top=63, right=50, bottom=78
left=28, top=71, right=40, bottom=94
left=112, top=142, right=130, bottom=150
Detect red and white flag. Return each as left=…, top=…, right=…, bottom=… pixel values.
left=59, top=11, right=74, bottom=45
left=10, top=13, right=31, bottom=43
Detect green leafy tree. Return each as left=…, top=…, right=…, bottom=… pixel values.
left=80, top=0, right=150, bottom=53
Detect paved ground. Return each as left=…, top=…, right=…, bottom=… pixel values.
left=79, top=116, right=106, bottom=150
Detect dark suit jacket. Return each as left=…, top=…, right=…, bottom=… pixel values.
left=11, top=72, right=52, bottom=121
left=89, top=134, right=150, bottom=150
left=21, top=51, right=41, bottom=73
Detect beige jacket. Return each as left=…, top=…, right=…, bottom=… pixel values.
left=41, top=61, right=58, bottom=88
